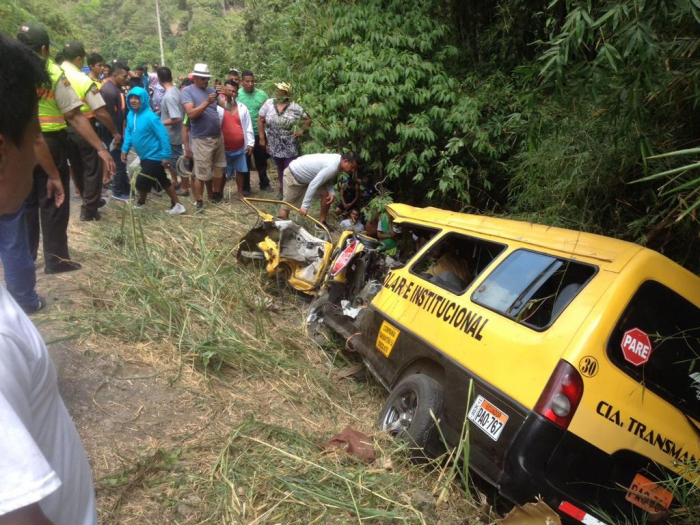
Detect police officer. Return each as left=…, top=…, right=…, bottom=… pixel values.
left=61, top=41, right=121, bottom=221
left=17, top=24, right=116, bottom=272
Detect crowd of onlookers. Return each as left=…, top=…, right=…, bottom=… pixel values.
left=76, top=56, right=380, bottom=235
left=85, top=58, right=376, bottom=227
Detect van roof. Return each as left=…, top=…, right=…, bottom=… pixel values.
left=387, top=203, right=643, bottom=268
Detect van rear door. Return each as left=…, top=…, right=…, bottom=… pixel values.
left=556, top=270, right=700, bottom=520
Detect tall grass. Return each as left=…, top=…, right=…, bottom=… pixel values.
left=62, top=204, right=342, bottom=403
left=50, top=201, right=479, bottom=524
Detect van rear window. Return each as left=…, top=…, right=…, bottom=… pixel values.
left=608, top=281, right=700, bottom=422
left=471, top=250, right=596, bottom=330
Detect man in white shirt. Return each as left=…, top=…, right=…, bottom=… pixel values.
left=0, top=34, right=97, bottom=525
left=279, top=151, right=359, bottom=228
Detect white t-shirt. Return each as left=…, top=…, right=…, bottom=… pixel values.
left=0, top=285, right=97, bottom=524
left=288, top=153, right=341, bottom=210
left=340, top=218, right=364, bottom=233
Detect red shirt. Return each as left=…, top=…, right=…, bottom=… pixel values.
left=221, top=109, right=244, bottom=151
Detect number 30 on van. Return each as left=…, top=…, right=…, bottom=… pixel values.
left=621, top=328, right=653, bottom=367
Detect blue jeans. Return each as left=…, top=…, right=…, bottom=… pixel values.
left=0, top=204, right=38, bottom=309
left=170, top=143, right=183, bottom=168
left=111, top=147, right=130, bottom=196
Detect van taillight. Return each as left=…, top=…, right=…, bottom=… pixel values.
left=534, top=360, right=584, bottom=430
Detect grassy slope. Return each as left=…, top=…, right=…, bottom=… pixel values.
left=45, top=195, right=484, bottom=524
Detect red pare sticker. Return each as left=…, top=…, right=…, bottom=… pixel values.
left=621, top=328, right=653, bottom=367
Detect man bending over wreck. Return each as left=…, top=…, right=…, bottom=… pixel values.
left=278, top=151, right=359, bottom=230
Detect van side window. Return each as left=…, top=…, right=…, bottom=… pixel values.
left=410, top=233, right=505, bottom=294
left=394, top=224, right=440, bottom=265
left=607, top=281, right=700, bottom=422
left=471, top=250, right=596, bottom=329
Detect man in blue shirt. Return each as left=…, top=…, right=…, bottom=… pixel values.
left=180, top=63, right=226, bottom=210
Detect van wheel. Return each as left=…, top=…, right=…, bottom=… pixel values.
left=378, top=374, right=443, bottom=451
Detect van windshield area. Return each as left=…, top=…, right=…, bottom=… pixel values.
left=608, top=281, right=700, bottom=422
left=471, top=250, right=596, bottom=330
left=410, top=233, right=505, bottom=294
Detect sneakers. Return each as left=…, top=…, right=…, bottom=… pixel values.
left=211, top=192, right=223, bottom=203
left=22, top=296, right=47, bottom=315
left=45, top=260, right=82, bottom=275
left=195, top=200, right=204, bottom=212
left=98, top=198, right=107, bottom=208
left=133, top=200, right=146, bottom=209
left=168, top=203, right=186, bottom=215
left=110, top=191, right=130, bottom=202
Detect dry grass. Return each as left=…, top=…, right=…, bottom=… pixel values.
left=41, top=195, right=488, bottom=524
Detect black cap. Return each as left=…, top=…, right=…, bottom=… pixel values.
left=63, top=41, right=86, bottom=59
left=17, top=23, right=50, bottom=48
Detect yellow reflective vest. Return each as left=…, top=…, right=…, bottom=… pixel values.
left=37, top=59, right=68, bottom=132
left=61, top=61, right=96, bottom=119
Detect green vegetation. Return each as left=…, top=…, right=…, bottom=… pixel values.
left=3, top=0, right=700, bottom=267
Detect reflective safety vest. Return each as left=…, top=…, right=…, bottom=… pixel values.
left=37, top=59, right=68, bottom=132
left=61, top=61, right=96, bottom=119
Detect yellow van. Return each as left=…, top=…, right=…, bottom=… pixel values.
left=313, top=203, right=700, bottom=524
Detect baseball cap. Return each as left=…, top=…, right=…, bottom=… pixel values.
left=63, top=41, right=86, bottom=59
left=17, top=23, right=50, bottom=48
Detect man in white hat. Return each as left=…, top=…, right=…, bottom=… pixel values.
left=180, top=63, right=226, bottom=210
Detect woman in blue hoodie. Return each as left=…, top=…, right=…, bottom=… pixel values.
left=120, top=87, right=186, bottom=214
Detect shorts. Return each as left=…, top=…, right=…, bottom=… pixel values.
left=192, top=136, right=226, bottom=181
left=136, top=159, right=172, bottom=193
left=224, top=147, right=248, bottom=179
left=170, top=143, right=184, bottom=173
left=281, top=167, right=307, bottom=211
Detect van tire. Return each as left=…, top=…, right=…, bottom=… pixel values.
left=378, top=374, right=443, bottom=454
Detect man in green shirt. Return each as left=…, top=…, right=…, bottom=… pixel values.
left=237, top=70, right=272, bottom=195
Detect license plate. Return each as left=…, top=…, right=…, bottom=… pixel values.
left=625, top=473, right=673, bottom=514
left=468, top=395, right=509, bottom=441
left=375, top=321, right=400, bottom=357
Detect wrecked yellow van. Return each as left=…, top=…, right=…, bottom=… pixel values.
left=236, top=198, right=333, bottom=294
left=311, top=203, right=700, bottom=524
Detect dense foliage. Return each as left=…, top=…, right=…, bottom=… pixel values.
left=2, top=0, right=700, bottom=269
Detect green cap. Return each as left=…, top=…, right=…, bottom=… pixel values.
left=17, top=23, right=50, bottom=48
left=63, top=40, right=86, bottom=59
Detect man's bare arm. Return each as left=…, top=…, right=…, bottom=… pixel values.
left=162, top=117, right=182, bottom=126
left=93, top=107, right=120, bottom=142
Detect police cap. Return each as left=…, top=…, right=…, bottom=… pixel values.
left=17, top=23, right=50, bottom=48
left=63, top=41, right=86, bottom=60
